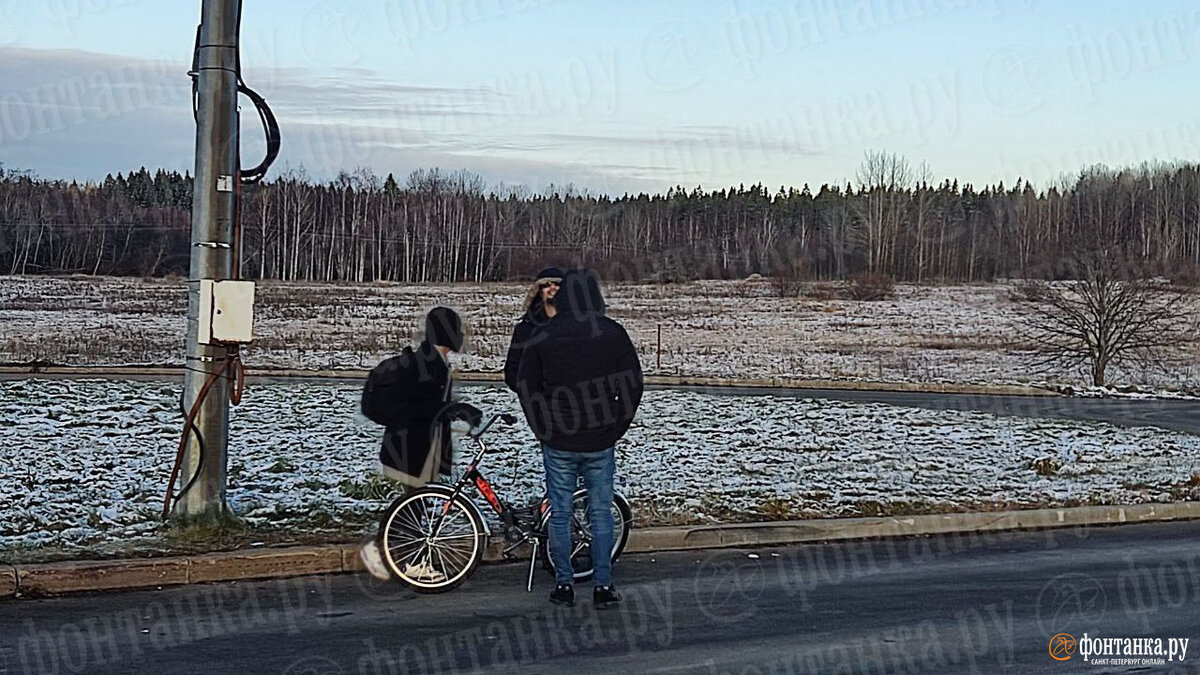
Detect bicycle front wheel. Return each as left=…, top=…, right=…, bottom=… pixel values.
left=378, top=487, right=485, bottom=593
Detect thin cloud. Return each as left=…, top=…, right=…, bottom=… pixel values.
left=0, top=46, right=680, bottom=192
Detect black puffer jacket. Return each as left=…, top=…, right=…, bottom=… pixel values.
left=503, top=304, right=552, bottom=392
left=514, top=269, right=644, bottom=452
left=377, top=341, right=453, bottom=480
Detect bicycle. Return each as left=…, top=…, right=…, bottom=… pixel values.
left=375, top=406, right=634, bottom=593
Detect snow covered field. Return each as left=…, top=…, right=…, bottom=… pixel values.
left=4, top=378, right=1198, bottom=555
left=4, top=275, right=1198, bottom=389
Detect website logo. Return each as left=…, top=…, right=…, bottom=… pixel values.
left=1050, top=633, right=1077, bottom=661
left=1049, top=632, right=1191, bottom=666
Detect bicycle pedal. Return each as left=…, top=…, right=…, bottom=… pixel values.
left=502, top=552, right=519, bottom=561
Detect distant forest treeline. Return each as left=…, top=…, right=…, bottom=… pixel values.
left=3, top=152, right=1200, bottom=283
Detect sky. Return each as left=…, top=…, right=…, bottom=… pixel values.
left=1, top=0, right=1198, bottom=195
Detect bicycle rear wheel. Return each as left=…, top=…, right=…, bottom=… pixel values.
left=539, top=489, right=633, bottom=582
left=378, top=486, right=485, bottom=593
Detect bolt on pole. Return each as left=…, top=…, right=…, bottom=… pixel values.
left=175, top=0, right=240, bottom=520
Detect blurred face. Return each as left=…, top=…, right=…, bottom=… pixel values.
left=540, top=279, right=560, bottom=302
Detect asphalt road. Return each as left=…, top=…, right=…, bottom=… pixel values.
left=658, top=384, right=1200, bottom=435
left=4, top=521, right=1199, bottom=675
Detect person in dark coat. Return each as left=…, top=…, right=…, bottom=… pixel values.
left=503, top=266, right=563, bottom=392
left=377, top=306, right=464, bottom=489
left=514, top=268, right=643, bottom=609
left=360, top=307, right=465, bottom=583
left=360, top=307, right=466, bottom=583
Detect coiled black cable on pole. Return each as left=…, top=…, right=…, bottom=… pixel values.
left=234, top=0, right=280, bottom=184
left=189, top=1, right=281, bottom=183
left=237, top=83, right=280, bottom=184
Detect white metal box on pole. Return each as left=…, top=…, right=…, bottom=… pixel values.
left=197, top=279, right=255, bottom=344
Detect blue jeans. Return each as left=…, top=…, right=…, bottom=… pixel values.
left=542, top=444, right=615, bottom=587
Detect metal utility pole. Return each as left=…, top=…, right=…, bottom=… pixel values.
left=175, top=0, right=241, bottom=520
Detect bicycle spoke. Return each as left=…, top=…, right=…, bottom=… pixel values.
left=395, top=547, right=425, bottom=569
left=391, top=512, right=428, bottom=543
left=388, top=543, right=426, bottom=569
left=430, top=536, right=474, bottom=555
left=430, top=507, right=467, bottom=538
left=397, top=504, right=428, bottom=536
left=386, top=502, right=433, bottom=569
left=385, top=520, right=424, bottom=548
left=429, top=532, right=476, bottom=541
left=432, top=542, right=472, bottom=569
left=441, top=508, right=468, bottom=526
left=403, top=514, right=432, bottom=540
left=430, top=520, right=476, bottom=555
left=387, top=522, right=423, bottom=543
left=386, top=527, right=425, bottom=549
left=430, top=545, right=454, bottom=579
left=445, top=521, right=474, bottom=537
left=421, top=506, right=448, bottom=538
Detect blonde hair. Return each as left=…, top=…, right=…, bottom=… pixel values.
left=523, top=282, right=542, bottom=312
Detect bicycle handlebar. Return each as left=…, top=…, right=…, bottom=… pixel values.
left=469, top=412, right=518, bottom=439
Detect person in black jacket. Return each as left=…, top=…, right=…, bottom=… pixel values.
left=503, top=266, right=563, bottom=392
left=360, top=307, right=465, bottom=583
left=377, top=306, right=464, bottom=489
left=514, top=268, right=643, bottom=609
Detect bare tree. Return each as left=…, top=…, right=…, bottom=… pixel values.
left=9, top=158, right=1200, bottom=286
left=854, top=150, right=912, bottom=275
left=1021, top=252, right=1194, bottom=386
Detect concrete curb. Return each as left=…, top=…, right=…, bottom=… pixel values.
left=17, top=558, right=189, bottom=596
left=4, top=502, right=1198, bottom=599
left=622, top=502, right=1200, bottom=552
left=1, top=565, right=17, bottom=597
left=188, top=546, right=344, bottom=584
left=0, top=365, right=1054, bottom=397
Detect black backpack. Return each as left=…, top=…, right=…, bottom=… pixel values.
left=361, top=348, right=415, bottom=427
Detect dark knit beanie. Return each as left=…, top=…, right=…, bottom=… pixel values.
left=535, top=266, right=565, bottom=282
left=425, top=307, right=464, bottom=352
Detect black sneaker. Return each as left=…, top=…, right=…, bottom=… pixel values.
left=549, top=583, right=575, bottom=607
left=593, top=585, right=621, bottom=610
